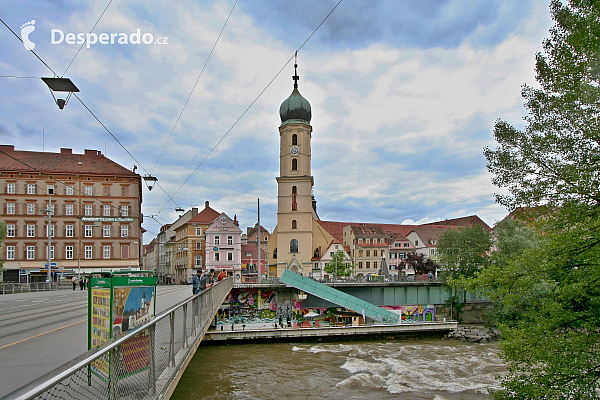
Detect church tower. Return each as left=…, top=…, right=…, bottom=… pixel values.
left=274, top=60, right=315, bottom=276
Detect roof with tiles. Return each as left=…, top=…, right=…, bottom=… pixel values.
left=0, top=145, right=138, bottom=176
left=187, top=201, right=220, bottom=225
left=317, top=220, right=416, bottom=243
left=409, top=226, right=462, bottom=247
left=241, top=243, right=267, bottom=261
left=421, top=215, right=491, bottom=230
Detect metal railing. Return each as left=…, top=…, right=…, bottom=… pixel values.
left=0, top=282, right=73, bottom=294
left=4, top=278, right=233, bottom=400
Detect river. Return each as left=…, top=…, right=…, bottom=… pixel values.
left=173, top=338, right=506, bottom=399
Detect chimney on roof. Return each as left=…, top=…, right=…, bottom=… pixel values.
left=205, top=201, right=209, bottom=208
left=0, top=145, right=15, bottom=152
left=84, top=149, right=99, bottom=156
left=312, top=195, right=317, bottom=213
left=60, top=148, right=72, bottom=154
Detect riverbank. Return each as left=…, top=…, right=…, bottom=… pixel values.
left=447, top=324, right=501, bottom=343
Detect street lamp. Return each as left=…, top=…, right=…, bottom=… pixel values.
left=41, top=77, right=79, bottom=109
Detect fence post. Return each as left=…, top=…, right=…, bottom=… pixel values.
left=169, top=313, right=175, bottom=367
left=148, top=323, right=156, bottom=395
left=182, top=303, right=188, bottom=348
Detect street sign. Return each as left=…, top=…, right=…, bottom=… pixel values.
left=44, top=263, right=57, bottom=267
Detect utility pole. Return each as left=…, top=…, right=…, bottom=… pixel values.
left=43, top=192, right=53, bottom=283
left=257, top=198, right=261, bottom=282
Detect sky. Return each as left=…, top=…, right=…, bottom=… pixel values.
left=0, top=0, right=554, bottom=242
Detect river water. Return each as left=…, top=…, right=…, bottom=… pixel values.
left=173, top=338, right=506, bottom=400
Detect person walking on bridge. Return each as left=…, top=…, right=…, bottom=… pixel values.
left=192, top=270, right=202, bottom=296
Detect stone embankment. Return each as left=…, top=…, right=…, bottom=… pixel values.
left=447, top=325, right=501, bottom=343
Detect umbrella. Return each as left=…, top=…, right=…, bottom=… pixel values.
left=304, top=311, right=319, bottom=318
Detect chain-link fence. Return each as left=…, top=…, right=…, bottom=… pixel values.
left=0, top=282, right=73, bottom=294
left=4, top=279, right=233, bottom=400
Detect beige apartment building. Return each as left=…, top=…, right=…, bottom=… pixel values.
left=0, top=145, right=142, bottom=282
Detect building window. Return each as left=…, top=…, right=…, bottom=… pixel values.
left=121, top=186, right=129, bottom=197
left=6, top=202, right=15, bottom=214
left=400, top=252, right=406, bottom=259
left=366, top=238, right=370, bottom=244
left=27, top=246, right=35, bottom=260
left=103, top=246, right=111, bottom=259
left=292, top=134, right=298, bottom=145
left=215, top=253, right=220, bottom=262
left=196, top=242, right=202, bottom=251
left=104, top=186, right=111, bottom=196
left=27, top=224, right=35, bottom=237
left=358, top=238, right=362, bottom=244
left=27, top=184, right=36, bottom=194
left=292, top=220, right=297, bottom=229
left=194, top=256, right=202, bottom=266
left=120, top=205, right=129, bottom=216
left=358, top=250, right=363, bottom=257
left=373, top=250, right=378, bottom=257
left=65, top=204, right=74, bottom=216
left=66, top=225, right=74, bottom=237
left=374, top=261, right=378, bottom=269
left=121, top=225, right=129, bottom=237
left=6, top=246, right=15, bottom=260
left=292, top=158, right=298, bottom=171
left=227, top=252, right=233, bottom=261
left=65, top=246, right=73, bottom=259
left=227, top=236, right=233, bottom=246
left=47, top=184, right=55, bottom=195
left=214, top=236, right=220, bottom=246
left=84, top=204, right=93, bottom=216
left=195, top=227, right=202, bottom=235
left=85, top=246, right=93, bottom=259
left=358, top=261, right=363, bottom=269
left=85, top=186, right=93, bottom=196
left=415, top=240, right=419, bottom=246
left=404, top=242, right=410, bottom=247
left=47, top=203, right=55, bottom=215
left=290, top=239, right=298, bottom=253
left=366, top=250, right=370, bottom=257
left=366, top=262, right=370, bottom=268
left=46, top=246, right=55, bottom=260
left=66, top=185, right=74, bottom=195
left=6, top=183, right=15, bottom=194
left=121, top=245, right=129, bottom=259
left=103, top=205, right=111, bottom=216
left=6, top=224, right=15, bottom=237
left=85, top=225, right=93, bottom=237
left=46, top=224, right=54, bottom=238
left=103, top=225, right=111, bottom=237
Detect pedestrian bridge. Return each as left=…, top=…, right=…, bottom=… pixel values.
left=5, top=279, right=232, bottom=400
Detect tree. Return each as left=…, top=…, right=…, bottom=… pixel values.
left=437, top=225, right=491, bottom=322
left=324, top=250, right=353, bottom=277
left=405, top=252, right=439, bottom=275
left=481, top=1, right=600, bottom=397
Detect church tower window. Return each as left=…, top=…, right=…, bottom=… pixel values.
left=292, top=158, right=298, bottom=171
left=292, top=186, right=297, bottom=210
left=290, top=239, right=298, bottom=253
left=292, top=220, right=297, bottom=229
left=292, top=134, right=297, bottom=145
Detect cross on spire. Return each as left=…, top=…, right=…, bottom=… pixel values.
left=292, top=51, right=300, bottom=89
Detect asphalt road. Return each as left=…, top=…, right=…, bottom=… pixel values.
left=0, top=284, right=193, bottom=398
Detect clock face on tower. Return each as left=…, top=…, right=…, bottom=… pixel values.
left=290, top=145, right=300, bottom=156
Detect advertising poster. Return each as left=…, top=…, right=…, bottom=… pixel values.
left=90, top=287, right=111, bottom=381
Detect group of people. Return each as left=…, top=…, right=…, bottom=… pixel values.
left=71, top=276, right=87, bottom=290
left=192, top=269, right=229, bottom=295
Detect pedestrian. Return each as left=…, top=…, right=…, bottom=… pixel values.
left=83, top=278, right=87, bottom=290
left=197, top=272, right=213, bottom=294
left=79, top=278, right=84, bottom=290
left=217, top=270, right=225, bottom=282
left=72, top=276, right=77, bottom=291
left=192, top=270, right=202, bottom=296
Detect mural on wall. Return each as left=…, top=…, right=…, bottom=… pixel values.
left=382, top=305, right=435, bottom=322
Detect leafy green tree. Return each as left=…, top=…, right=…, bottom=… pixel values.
left=482, top=0, right=600, bottom=398
left=437, top=225, right=491, bottom=322
left=324, top=250, right=353, bottom=277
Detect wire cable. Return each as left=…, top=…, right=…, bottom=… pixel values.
left=151, top=0, right=238, bottom=175
left=156, top=0, right=345, bottom=214
left=62, top=0, right=114, bottom=77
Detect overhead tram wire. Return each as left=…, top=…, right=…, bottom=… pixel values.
left=0, top=17, right=184, bottom=212
left=62, top=0, right=114, bottom=77
left=150, top=0, right=238, bottom=176
left=155, top=0, right=345, bottom=214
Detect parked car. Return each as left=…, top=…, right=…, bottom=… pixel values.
left=180, top=278, right=193, bottom=285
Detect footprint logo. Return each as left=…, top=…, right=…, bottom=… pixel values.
left=20, top=20, right=36, bottom=50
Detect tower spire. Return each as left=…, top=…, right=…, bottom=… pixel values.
left=292, top=51, right=299, bottom=89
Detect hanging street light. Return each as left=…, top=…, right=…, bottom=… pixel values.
left=143, top=174, right=158, bottom=191
left=41, top=77, right=79, bottom=109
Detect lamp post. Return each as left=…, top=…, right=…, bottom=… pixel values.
left=41, top=192, right=53, bottom=283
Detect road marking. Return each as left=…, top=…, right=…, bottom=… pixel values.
left=0, top=319, right=87, bottom=350
left=0, top=288, right=189, bottom=351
